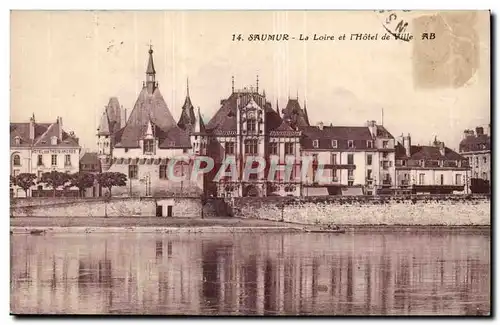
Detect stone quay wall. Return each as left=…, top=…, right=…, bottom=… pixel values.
left=229, top=195, right=491, bottom=226
left=11, top=197, right=202, bottom=218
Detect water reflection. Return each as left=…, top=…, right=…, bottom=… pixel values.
left=10, top=232, right=490, bottom=315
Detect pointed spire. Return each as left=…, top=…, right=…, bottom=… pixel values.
left=145, top=45, right=156, bottom=94
left=146, top=45, right=156, bottom=75
left=231, top=76, right=235, bottom=93
left=296, top=89, right=299, bottom=100
left=304, top=100, right=310, bottom=126
left=276, top=99, right=280, bottom=116
left=186, top=77, right=190, bottom=97
left=256, top=74, right=259, bottom=93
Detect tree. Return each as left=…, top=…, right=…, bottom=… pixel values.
left=69, top=172, right=95, bottom=197
left=39, top=171, right=72, bottom=197
left=97, top=172, right=127, bottom=197
left=15, top=173, right=37, bottom=197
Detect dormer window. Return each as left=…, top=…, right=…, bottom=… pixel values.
left=14, top=136, right=21, bottom=145
left=366, top=140, right=373, bottom=148
left=348, top=140, right=354, bottom=148
left=50, top=136, right=58, bottom=145
left=313, top=139, right=319, bottom=148
left=143, top=139, right=154, bottom=154
left=331, top=140, right=337, bottom=148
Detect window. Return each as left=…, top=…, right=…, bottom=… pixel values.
left=332, top=169, right=338, bottom=180
left=51, top=136, right=58, bottom=145
left=483, top=156, right=487, bottom=164
left=455, top=174, right=462, bottom=185
left=366, top=140, right=373, bottom=148
left=247, top=119, right=257, bottom=132
left=14, top=137, right=20, bottom=145
left=331, top=140, right=337, bottom=148
left=332, top=153, right=337, bottom=165
left=474, top=172, right=478, bottom=178
left=159, top=165, right=168, bottom=179
left=225, top=141, right=235, bottom=155
left=367, top=154, right=372, bottom=166
left=128, top=165, right=138, bottom=179
left=12, top=154, right=21, bottom=166
left=348, top=140, right=354, bottom=148
left=348, top=181, right=354, bottom=186
left=125, top=148, right=129, bottom=153
left=143, top=139, right=154, bottom=154
left=269, top=142, right=278, bottom=155
left=475, top=157, right=479, bottom=164
left=367, top=169, right=372, bottom=180
left=51, top=154, right=57, bottom=166
left=37, top=171, right=43, bottom=179
left=245, top=139, right=258, bottom=155
left=37, top=155, right=43, bottom=166
left=347, top=154, right=354, bottom=165
left=285, top=143, right=294, bottom=155
left=313, top=139, right=319, bottom=148
left=482, top=172, right=487, bottom=180
left=419, top=173, right=425, bottom=185
left=440, top=174, right=444, bottom=185
left=383, top=141, right=389, bottom=148
left=64, top=155, right=71, bottom=166
left=348, top=169, right=354, bottom=179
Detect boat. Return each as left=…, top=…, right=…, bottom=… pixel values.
left=30, top=229, right=46, bottom=235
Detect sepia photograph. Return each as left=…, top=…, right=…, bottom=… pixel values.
left=9, top=9, right=491, bottom=316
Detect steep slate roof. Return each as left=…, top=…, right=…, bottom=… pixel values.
left=459, top=134, right=491, bottom=152
left=301, top=125, right=374, bottom=150
left=11, top=120, right=80, bottom=148
left=80, top=152, right=100, bottom=165
left=395, top=142, right=465, bottom=161
left=114, top=87, right=190, bottom=148
left=282, top=99, right=309, bottom=128
left=97, top=97, right=122, bottom=136
left=376, top=125, right=395, bottom=139
left=177, top=81, right=196, bottom=131
left=206, top=91, right=267, bottom=131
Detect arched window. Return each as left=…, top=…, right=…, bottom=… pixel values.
left=13, top=154, right=21, bottom=166
left=51, top=136, right=58, bottom=145
left=14, top=136, right=21, bottom=145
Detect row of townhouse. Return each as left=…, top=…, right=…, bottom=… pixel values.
left=91, top=47, right=472, bottom=198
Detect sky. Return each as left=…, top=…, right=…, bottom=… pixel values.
left=10, top=10, right=490, bottom=151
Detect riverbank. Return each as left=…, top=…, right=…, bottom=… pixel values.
left=10, top=217, right=490, bottom=234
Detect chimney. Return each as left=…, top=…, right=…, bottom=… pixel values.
left=317, top=122, right=324, bottom=130
left=439, top=142, right=445, bottom=156
left=367, top=120, right=377, bottom=137
left=476, top=126, right=484, bottom=136
left=29, top=113, right=35, bottom=140
left=57, top=116, right=63, bottom=140
left=403, top=133, right=411, bottom=157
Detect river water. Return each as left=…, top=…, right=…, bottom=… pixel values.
left=10, top=231, right=490, bottom=316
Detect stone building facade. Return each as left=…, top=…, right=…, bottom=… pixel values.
left=459, top=126, right=491, bottom=190
left=10, top=115, right=81, bottom=197
left=98, top=47, right=203, bottom=197
left=395, top=135, right=470, bottom=194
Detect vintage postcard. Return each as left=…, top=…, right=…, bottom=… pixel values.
left=10, top=10, right=490, bottom=316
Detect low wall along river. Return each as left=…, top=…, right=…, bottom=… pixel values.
left=11, top=195, right=490, bottom=227
left=229, top=195, right=491, bottom=226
